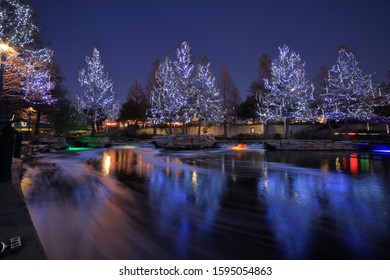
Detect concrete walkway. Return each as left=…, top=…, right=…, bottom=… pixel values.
left=0, top=158, right=46, bottom=259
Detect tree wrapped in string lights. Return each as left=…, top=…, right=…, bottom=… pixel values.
left=77, top=47, right=119, bottom=135
left=194, top=62, right=223, bottom=133
left=263, top=45, right=313, bottom=138
left=321, top=49, right=379, bottom=136
left=1, top=0, right=56, bottom=111
left=173, top=41, right=197, bottom=128
left=150, top=41, right=222, bottom=134
left=0, top=0, right=38, bottom=48
left=149, top=56, right=180, bottom=133
left=21, top=48, right=55, bottom=105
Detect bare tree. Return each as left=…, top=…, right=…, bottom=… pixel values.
left=218, top=62, right=240, bottom=138
left=119, top=81, right=149, bottom=125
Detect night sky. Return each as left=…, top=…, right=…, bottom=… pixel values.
left=25, top=0, right=390, bottom=103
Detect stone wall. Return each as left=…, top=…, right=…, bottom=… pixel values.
left=134, top=123, right=390, bottom=138
left=265, top=124, right=310, bottom=138
left=138, top=124, right=264, bottom=137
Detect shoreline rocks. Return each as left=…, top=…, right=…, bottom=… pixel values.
left=263, top=139, right=358, bottom=151
left=152, top=134, right=217, bottom=149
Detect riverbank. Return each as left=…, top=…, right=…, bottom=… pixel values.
left=0, top=158, right=46, bottom=259
left=150, top=136, right=359, bottom=151
left=216, top=139, right=358, bottom=150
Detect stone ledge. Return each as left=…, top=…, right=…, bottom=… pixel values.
left=152, top=134, right=217, bottom=149
left=263, top=140, right=358, bottom=151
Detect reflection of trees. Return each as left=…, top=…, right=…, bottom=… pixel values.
left=258, top=164, right=389, bottom=259
left=258, top=170, right=317, bottom=259
left=147, top=158, right=225, bottom=258
left=102, top=148, right=226, bottom=258
left=325, top=175, right=389, bottom=258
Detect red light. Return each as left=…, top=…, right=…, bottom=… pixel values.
left=350, top=153, right=358, bottom=175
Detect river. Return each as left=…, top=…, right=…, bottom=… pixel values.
left=21, top=144, right=390, bottom=259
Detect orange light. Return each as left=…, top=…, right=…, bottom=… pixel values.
left=105, top=121, right=118, bottom=126
left=229, top=144, right=249, bottom=150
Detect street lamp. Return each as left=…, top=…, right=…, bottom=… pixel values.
left=0, top=43, right=16, bottom=97
left=0, top=43, right=13, bottom=52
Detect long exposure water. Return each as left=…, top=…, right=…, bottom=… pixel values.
left=21, top=144, right=390, bottom=259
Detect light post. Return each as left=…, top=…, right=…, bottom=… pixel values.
left=0, top=43, right=16, bottom=111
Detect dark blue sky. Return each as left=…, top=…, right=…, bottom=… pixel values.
left=26, top=0, right=390, bottom=103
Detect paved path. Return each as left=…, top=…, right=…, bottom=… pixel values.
left=0, top=158, right=46, bottom=259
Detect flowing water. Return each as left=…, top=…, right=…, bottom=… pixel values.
left=21, top=144, right=390, bottom=259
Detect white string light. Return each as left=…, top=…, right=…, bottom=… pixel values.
left=77, top=48, right=119, bottom=131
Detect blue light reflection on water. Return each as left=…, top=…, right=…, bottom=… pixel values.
left=147, top=166, right=225, bottom=258
left=258, top=170, right=318, bottom=259
left=258, top=165, right=389, bottom=259
left=185, top=149, right=390, bottom=259
left=22, top=146, right=390, bottom=259
left=101, top=147, right=226, bottom=259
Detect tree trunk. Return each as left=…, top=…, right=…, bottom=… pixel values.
left=344, top=117, right=349, bottom=141
left=91, top=120, right=96, bottom=136
left=91, top=110, right=97, bottom=136
left=263, top=121, right=268, bottom=138
left=327, top=120, right=332, bottom=138
left=284, top=118, right=290, bottom=139
left=198, top=119, right=202, bottom=136
left=34, top=110, right=41, bottom=135
left=223, top=122, right=227, bottom=139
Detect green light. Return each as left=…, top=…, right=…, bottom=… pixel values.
left=67, top=147, right=92, bottom=151
left=360, top=158, right=369, bottom=172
